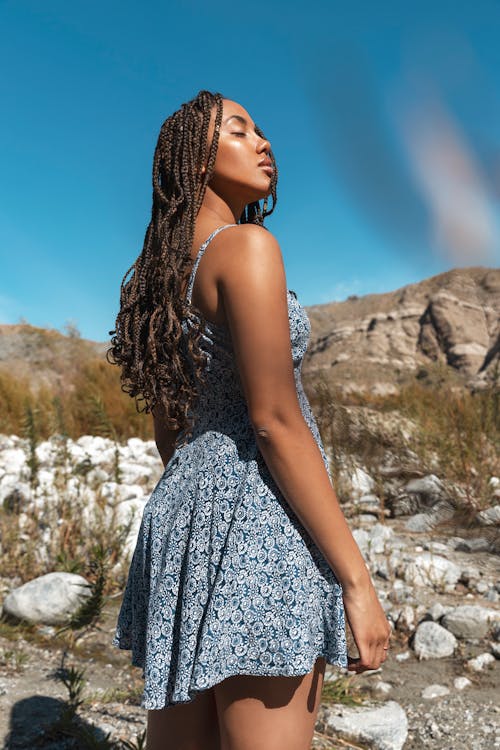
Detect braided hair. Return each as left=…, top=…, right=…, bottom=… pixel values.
left=106, top=89, right=278, bottom=445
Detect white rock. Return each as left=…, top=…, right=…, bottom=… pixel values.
left=2, top=572, right=92, bottom=625
left=0, top=481, right=31, bottom=509
left=358, top=493, right=381, bottom=506
left=455, top=537, right=490, bottom=553
left=476, top=505, right=500, bottom=526
left=76, top=435, right=113, bottom=452
left=413, top=621, right=457, bottom=659
left=405, top=474, right=445, bottom=495
left=454, top=676, right=472, bottom=690
left=116, top=498, right=148, bottom=558
left=351, top=467, right=376, bottom=499
left=100, top=482, right=146, bottom=505
left=368, top=523, right=395, bottom=554
left=485, top=588, right=499, bottom=603
left=99, top=481, right=120, bottom=499
left=460, top=566, right=481, bottom=586
left=490, top=642, right=500, bottom=659
left=450, top=536, right=467, bottom=549
left=442, top=605, right=500, bottom=639
left=353, top=528, right=370, bottom=556
left=405, top=514, right=437, bottom=532
left=37, top=468, right=55, bottom=488
left=0, top=448, right=26, bottom=476
left=475, top=581, right=489, bottom=594
left=467, top=652, right=495, bottom=672
left=404, top=553, right=461, bottom=590
left=126, top=436, right=150, bottom=458
left=426, top=602, right=448, bottom=621
left=119, top=460, right=154, bottom=485
left=395, top=651, right=411, bottom=662
left=374, top=681, right=393, bottom=696
left=0, top=435, right=17, bottom=450
left=426, top=542, right=449, bottom=554
left=395, top=605, right=415, bottom=632
left=421, top=684, right=450, bottom=699
left=86, top=467, right=110, bottom=484
left=320, top=700, right=408, bottom=750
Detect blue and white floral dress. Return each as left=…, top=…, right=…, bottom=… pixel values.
left=112, top=223, right=347, bottom=710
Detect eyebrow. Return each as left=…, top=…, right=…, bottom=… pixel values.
left=224, top=114, right=256, bottom=129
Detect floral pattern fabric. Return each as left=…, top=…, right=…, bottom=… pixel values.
left=112, top=224, right=347, bottom=710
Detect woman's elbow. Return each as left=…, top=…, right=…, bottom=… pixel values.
left=249, top=404, right=304, bottom=439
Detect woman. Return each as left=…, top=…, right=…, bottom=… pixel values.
left=108, top=89, right=391, bottom=750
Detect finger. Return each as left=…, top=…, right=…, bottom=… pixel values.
left=347, top=656, right=368, bottom=674
left=375, top=642, right=387, bottom=667
left=363, top=642, right=379, bottom=671
left=349, top=645, right=376, bottom=673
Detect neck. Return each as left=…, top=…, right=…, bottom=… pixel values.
left=198, top=187, right=245, bottom=225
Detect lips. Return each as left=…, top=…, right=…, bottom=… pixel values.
left=259, top=157, right=273, bottom=173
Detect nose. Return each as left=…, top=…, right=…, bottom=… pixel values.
left=257, top=135, right=271, bottom=154
left=254, top=122, right=271, bottom=154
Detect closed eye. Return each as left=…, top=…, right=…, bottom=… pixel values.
left=232, top=128, right=260, bottom=138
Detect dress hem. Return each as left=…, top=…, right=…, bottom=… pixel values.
left=111, top=636, right=348, bottom=711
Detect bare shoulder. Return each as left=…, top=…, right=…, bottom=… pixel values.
left=215, top=224, right=284, bottom=293
left=225, top=222, right=280, bottom=251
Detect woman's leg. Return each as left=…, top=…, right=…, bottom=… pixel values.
left=146, top=686, right=221, bottom=750
left=213, top=656, right=326, bottom=750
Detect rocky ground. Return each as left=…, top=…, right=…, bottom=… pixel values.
left=0, top=433, right=499, bottom=749
left=1, top=514, right=498, bottom=749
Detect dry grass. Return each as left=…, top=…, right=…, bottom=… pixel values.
left=309, top=359, right=500, bottom=512
left=0, top=427, right=137, bottom=592
left=0, top=359, right=152, bottom=442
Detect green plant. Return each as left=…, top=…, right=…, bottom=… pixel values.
left=0, top=646, right=29, bottom=671
left=321, top=674, right=364, bottom=706
left=22, top=401, right=40, bottom=489
left=87, top=392, right=123, bottom=483
left=56, top=543, right=110, bottom=642
left=41, top=660, right=147, bottom=749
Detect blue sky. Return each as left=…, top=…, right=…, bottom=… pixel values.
left=1, top=0, right=499, bottom=342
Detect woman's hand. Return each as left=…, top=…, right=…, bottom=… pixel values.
left=342, top=580, right=392, bottom=673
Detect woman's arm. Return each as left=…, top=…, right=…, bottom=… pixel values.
left=217, top=224, right=391, bottom=672
left=152, top=403, right=181, bottom=468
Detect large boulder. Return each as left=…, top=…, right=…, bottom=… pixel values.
left=404, top=553, right=461, bottom=590
left=2, top=572, right=92, bottom=625
left=442, top=605, right=500, bottom=639
left=317, top=700, right=408, bottom=750
left=412, top=621, right=457, bottom=659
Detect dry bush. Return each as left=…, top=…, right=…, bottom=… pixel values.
left=306, top=359, right=500, bottom=511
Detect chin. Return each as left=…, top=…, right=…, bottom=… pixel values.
left=256, top=184, right=273, bottom=200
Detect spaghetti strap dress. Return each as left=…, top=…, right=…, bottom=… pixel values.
left=112, top=223, right=348, bottom=710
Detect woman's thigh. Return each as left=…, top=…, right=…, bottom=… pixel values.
left=213, top=656, right=326, bottom=750
left=146, top=687, right=220, bottom=750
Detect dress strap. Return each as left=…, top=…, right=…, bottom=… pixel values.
left=185, top=224, right=238, bottom=305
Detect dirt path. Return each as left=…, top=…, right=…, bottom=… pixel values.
left=1, top=595, right=498, bottom=749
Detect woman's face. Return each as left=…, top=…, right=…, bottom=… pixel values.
left=203, top=99, right=273, bottom=205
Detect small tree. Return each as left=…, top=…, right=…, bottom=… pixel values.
left=63, top=319, right=81, bottom=338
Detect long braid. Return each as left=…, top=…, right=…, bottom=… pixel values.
left=107, top=90, right=278, bottom=444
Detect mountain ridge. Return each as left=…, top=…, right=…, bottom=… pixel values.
left=0, top=266, right=498, bottom=396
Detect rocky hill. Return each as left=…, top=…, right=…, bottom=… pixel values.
left=0, top=324, right=108, bottom=393
left=302, top=266, right=500, bottom=396
left=1, top=267, right=498, bottom=402
left=0, top=267, right=498, bottom=749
